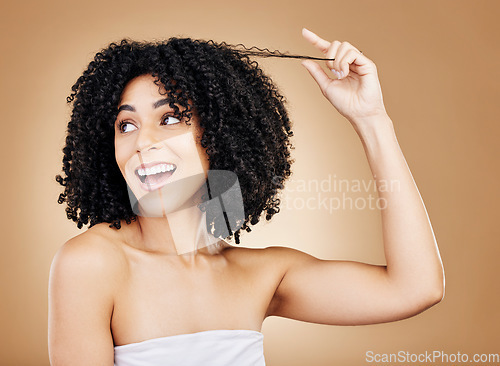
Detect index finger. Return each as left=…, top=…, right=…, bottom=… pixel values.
left=302, top=28, right=331, bottom=54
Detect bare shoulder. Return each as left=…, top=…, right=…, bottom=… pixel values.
left=48, top=222, right=128, bottom=365
left=222, top=244, right=319, bottom=276
left=221, top=244, right=320, bottom=318
left=50, top=222, right=128, bottom=284
left=263, top=245, right=319, bottom=263
left=223, top=244, right=318, bottom=263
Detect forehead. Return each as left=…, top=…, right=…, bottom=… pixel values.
left=116, top=74, right=200, bottom=127
left=119, top=74, right=166, bottom=104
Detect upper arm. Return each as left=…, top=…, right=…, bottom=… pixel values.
left=265, top=246, right=442, bottom=326
left=48, top=234, right=123, bottom=366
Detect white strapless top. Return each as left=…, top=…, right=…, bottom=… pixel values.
left=113, top=329, right=266, bottom=366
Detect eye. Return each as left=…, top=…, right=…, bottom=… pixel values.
left=161, top=114, right=182, bottom=126
left=118, top=121, right=137, bottom=133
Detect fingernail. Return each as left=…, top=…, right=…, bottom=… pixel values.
left=331, top=69, right=340, bottom=78
left=340, top=71, right=345, bottom=78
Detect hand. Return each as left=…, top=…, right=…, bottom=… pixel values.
left=301, top=28, right=388, bottom=128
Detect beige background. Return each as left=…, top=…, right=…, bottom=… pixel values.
left=1, top=0, right=499, bottom=365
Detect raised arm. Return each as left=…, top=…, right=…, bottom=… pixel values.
left=265, top=29, right=444, bottom=325
left=48, top=233, right=121, bottom=365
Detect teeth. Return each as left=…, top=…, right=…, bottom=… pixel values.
left=137, top=164, right=176, bottom=177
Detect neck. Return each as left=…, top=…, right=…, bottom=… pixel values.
left=132, top=202, right=229, bottom=257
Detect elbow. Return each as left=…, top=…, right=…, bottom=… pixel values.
left=428, top=283, right=445, bottom=306
left=423, top=273, right=446, bottom=308
left=435, top=275, right=446, bottom=303
left=392, top=269, right=445, bottom=319
left=401, top=283, right=444, bottom=318
left=401, top=276, right=445, bottom=315
left=422, top=262, right=446, bottom=307
left=433, top=266, right=446, bottom=304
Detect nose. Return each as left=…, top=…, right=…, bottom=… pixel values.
left=135, top=124, right=160, bottom=152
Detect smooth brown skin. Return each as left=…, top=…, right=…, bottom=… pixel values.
left=48, top=29, right=444, bottom=365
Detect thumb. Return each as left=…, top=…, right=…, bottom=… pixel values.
left=301, top=59, right=333, bottom=95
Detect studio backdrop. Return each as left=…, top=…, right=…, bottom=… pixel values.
left=0, top=0, right=498, bottom=365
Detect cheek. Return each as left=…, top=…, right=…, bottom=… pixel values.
left=114, top=140, right=129, bottom=175
left=168, top=134, right=210, bottom=179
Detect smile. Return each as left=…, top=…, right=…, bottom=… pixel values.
left=134, top=162, right=177, bottom=191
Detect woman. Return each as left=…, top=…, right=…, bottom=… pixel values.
left=48, top=28, right=445, bottom=365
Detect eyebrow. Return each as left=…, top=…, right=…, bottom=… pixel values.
left=117, top=98, right=173, bottom=114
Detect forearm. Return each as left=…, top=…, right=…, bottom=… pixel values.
left=352, top=113, right=445, bottom=301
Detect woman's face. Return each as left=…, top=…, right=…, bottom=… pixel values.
left=114, top=74, right=210, bottom=216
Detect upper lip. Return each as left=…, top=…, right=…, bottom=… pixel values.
left=134, top=161, right=177, bottom=173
